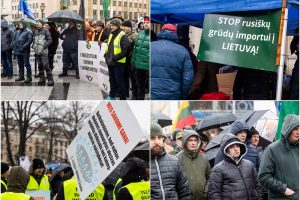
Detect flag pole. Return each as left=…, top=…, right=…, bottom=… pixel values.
left=276, top=8, right=288, bottom=100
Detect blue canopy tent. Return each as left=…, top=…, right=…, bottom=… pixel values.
left=151, top=0, right=299, bottom=35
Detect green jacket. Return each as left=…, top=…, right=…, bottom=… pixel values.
left=131, top=29, right=149, bottom=70
left=176, top=130, right=211, bottom=200
left=259, top=114, right=299, bottom=200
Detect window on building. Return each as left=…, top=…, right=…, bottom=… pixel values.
left=118, top=11, right=122, bottom=16
left=36, top=146, right=39, bottom=152
left=134, top=3, right=137, bottom=8
left=93, top=10, right=97, bottom=19
left=118, top=1, right=121, bottom=6
left=124, top=12, right=128, bottom=19
left=134, top=12, right=137, bottom=19
left=36, top=3, right=38, bottom=8
left=113, top=1, right=116, bottom=6
left=129, top=2, right=132, bottom=7
left=139, top=3, right=142, bottom=8
left=100, top=10, right=103, bottom=17
left=55, top=149, right=58, bottom=154
left=93, top=0, right=97, bottom=4
left=144, top=4, right=146, bottom=9
left=73, top=0, right=77, bottom=5
left=124, top=2, right=127, bottom=7
left=113, top=11, right=116, bottom=16
left=129, top=12, right=132, bottom=19
left=100, top=0, right=102, bottom=5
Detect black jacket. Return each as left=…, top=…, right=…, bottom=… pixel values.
left=48, top=29, right=60, bottom=55
left=104, top=28, right=130, bottom=67
left=208, top=134, right=263, bottom=200
left=60, top=27, right=82, bottom=53
left=151, top=150, right=190, bottom=200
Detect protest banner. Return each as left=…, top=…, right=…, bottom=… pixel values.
left=66, top=101, right=145, bottom=199
left=53, top=39, right=63, bottom=69
left=198, top=9, right=282, bottom=72
left=26, top=190, right=50, bottom=200
left=78, top=41, right=101, bottom=84
left=98, top=43, right=110, bottom=96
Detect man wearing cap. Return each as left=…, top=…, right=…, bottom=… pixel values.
left=27, top=158, right=50, bottom=190
left=259, top=114, right=299, bottom=200
left=59, top=20, right=83, bottom=79
left=104, top=19, right=130, bottom=100
left=169, top=130, right=184, bottom=155
left=1, top=163, right=9, bottom=193
left=32, top=19, right=54, bottom=86
left=176, top=130, right=211, bottom=200
left=131, top=16, right=150, bottom=100
left=151, top=23, right=194, bottom=100
left=150, top=122, right=190, bottom=200
left=208, top=134, right=262, bottom=199
left=92, top=21, right=108, bottom=44
left=121, top=20, right=138, bottom=99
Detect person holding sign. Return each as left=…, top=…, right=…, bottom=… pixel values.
left=1, top=166, right=35, bottom=200
left=117, top=157, right=150, bottom=200
left=27, top=158, right=50, bottom=191
left=104, top=19, right=130, bottom=100
left=1, top=162, right=9, bottom=193
left=150, top=122, right=191, bottom=199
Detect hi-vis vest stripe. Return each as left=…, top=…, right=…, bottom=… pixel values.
left=1, top=192, right=30, bottom=200
left=63, top=177, right=105, bottom=200
left=27, top=175, right=50, bottom=190
left=105, top=31, right=126, bottom=63
left=122, top=180, right=150, bottom=200
left=112, top=178, right=122, bottom=200
left=1, top=179, right=7, bottom=190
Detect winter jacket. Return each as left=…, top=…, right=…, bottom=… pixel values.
left=12, top=20, right=33, bottom=55
left=151, top=30, right=194, bottom=100
left=125, top=30, right=137, bottom=62
left=214, top=121, right=260, bottom=171
left=131, top=29, right=150, bottom=70
left=32, top=28, right=52, bottom=55
left=1, top=20, right=15, bottom=51
left=104, top=28, right=130, bottom=67
left=169, top=146, right=182, bottom=155
left=151, top=150, right=190, bottom=200
left=258, top=114, right=299, bottom=200
left=233, top=68, right=277, bottom=100
left=208, top=134, right=263, bottom=200
left=60, top=27, right=82, bottom=53
left=176, top=131, right=211, bottom=200
left=3, top=166, right=35, bottom=200
left=48, top=28, right=60, bottom=55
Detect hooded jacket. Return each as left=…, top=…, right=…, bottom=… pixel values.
left=151, top=149, right=190, bottom=200
left=208, top=134, right=263, bottom=200
left=12, top=20, right=33, bottom=55
left=5, top=166, right=35, bottom=200
left=151, top=30, right=194, bottom=100
left=176, top=131, right=211, bottom=200
left=214, top=121, right=260, bottom=171
left=258, top=114, right=299, bottom=200
left=1, top=20, right=15, bottom=51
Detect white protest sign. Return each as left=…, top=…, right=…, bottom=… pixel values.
left=26, top=190, right=50, bottom=200
left=53, top=39, right=63, bottom=69
left=98, top=43, right=110, bottom=95
left=78, top=41, right=101, bottom=84
left=19, top=155, right=31, bottom=171
left=66, top=101, right=145, bottom=199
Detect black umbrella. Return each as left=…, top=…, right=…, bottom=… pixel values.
left=196, top=113, right=237, bottom=132
left=49, top=163, right=71, bottom=182
left=151, top=112, right=172, bottom=127
left=47, top=10, right=84, bottom=23
left=238, top=110, right=269, bottom=128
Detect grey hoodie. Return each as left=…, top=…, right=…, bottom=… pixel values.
left=1, top=20, right=15, bottom=51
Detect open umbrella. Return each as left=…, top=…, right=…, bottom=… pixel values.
left=49, top=163, right=71, bottom=182
left=47, top=10, right=84, bottom=23
left=196, top=113, right=237, bottom=132
left=13, top=18, right=37, bottom=27
left=151, top=112, right=172, bottom=127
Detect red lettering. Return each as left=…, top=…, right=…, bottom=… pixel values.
left=106, top=102, right=113, bottom=112
left=120, top=128, right=129, bottom=144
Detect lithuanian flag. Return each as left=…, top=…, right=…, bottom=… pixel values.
left=171, top=101, right=197, bottom=132
left=275, top=101, right=299, bottom=140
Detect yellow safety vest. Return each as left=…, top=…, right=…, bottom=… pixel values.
left=1, top=192, right=30, bottom=200
left=121, top=180, right=150, bottom=200
left=27, top=175, right=50, bottom=190
left=63, top=177, right=105, bottom=200
left=1, top=179, right=7, bottom=191
left=105, top=31, right=126, bottom=63
left=112, top=178, right=122, bottom=200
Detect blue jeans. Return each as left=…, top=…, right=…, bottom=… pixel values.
left=17, top=53, right=31, bottom=77
left=1, top=49, right=13, bottom=76
left=62, top=51, right=78, bottom=72
left=108, top=64, right=127, bottom=100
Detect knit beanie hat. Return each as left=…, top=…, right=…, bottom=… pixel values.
left=32, top=158, right=45, bottom=171
left=161, top=23, right=176, bottom=33
left=122, top=20, right=132, bottom=28
left=1, top=162, right=9, bottom=175
left=151, top=122, right=163, bottom=137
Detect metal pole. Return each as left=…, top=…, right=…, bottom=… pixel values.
left=276, top=8, right=288, bottom=100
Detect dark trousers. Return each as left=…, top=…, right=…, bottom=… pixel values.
left=289, top=58, right=299, bottom=100
left=36, top=54, right=51, bottom=77
left=48, top=53, right=55, bottom=70
left=135, top=69, right=148, bottom=100
left=108, top=64, right=127, bottom=100
left=17, top=53, right=31, bottom=77
left=1, top=49, right=13, bottom=76
left=62, top=51, right=78, bottom=72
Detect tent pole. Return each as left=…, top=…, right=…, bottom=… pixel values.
left=276, top=8, right=288, bottom=100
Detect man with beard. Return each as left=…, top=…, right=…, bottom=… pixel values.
left=26, top=158, right=50, bottom=190
left=150, top=122, right=190, bottom=200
